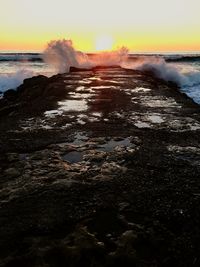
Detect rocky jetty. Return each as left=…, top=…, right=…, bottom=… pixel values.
left=0, top=67, right=200, bottom=267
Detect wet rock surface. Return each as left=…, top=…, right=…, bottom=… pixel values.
left=0, top=66, right=200, bottom=267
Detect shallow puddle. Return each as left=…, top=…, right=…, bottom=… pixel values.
left=63, top=151, right=83, bottom=163
left=58, top=99, right=88, bottom=112
left=44, top=110, right=63, bottom=118
left=75, top=86, right=85, bottom=91
left=190, top=125, right=200, bottom=131
left=97, top=74, right=133, bottom=78
left=68, top=92, right=95, bottom=99
left=97, top=138, right=132, bottom=152
left=71, top=132, right=88, bottom=145
left=142, top=97, right=181, bottom=108
left=20, top=117, right=54, bottom=131
left=134, top=87, right=151, bottom=93
left=168, top=145, right=200, bottom=165
left=91, top=112, right=102, bottom=117
left=41, top=125, right=53, bottom=130
left=88, top=117, right=100, bottom=122
left=62, top=123, right=72, bottom=129
left=87, top=77, right=102, bottom=81
left=100, top=79, right=125, bottom=84
left=77, top=114, right=87, bottom=125
left=148, top=115, right=164, bottom=123
left=91, top=85, right=118, bottom=90
left=81, top=78, right=93, bottom=84
left=134, top=121, right=151, bottom=128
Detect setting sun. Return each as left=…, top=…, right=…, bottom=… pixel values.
left=95, top=35, right=114, bottom=51
left=1, top=0, right=200, bottom=52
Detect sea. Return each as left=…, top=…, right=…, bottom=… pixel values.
left=0, top=52, right=200, bottom=104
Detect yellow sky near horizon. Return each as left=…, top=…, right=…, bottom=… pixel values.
left=0, top=0, right=200, bottom=52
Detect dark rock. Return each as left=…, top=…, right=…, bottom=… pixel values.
left=3, top=89, right=18, bottom=100
left=0, top=103, right=21, bottom=116
left=7, top=153, right=19, bottom=162
left=0, top=66, right=200, bottom=267
left=17, top=75, right=48, bottom=93
left=4, top=167, right=21, bottom=178
left=16, top=75, right=48, bottom=100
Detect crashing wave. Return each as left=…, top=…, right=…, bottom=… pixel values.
left=1, top=39, right=200, bottom=104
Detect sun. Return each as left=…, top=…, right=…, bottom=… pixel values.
left=95, top=35, right=114, bottom=51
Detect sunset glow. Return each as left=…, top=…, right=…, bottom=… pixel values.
left=95, top=35, right=114, bottom=51
left=1, top=0, right=200, bottom=52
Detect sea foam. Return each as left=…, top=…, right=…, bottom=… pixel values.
left=124, top=56, right=200, bottom=103
left=0, top=69, right=34, bottom=93
left=43, top=39, right=129, bottom=72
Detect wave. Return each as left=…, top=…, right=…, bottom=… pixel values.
left=128, top=54, right=200, bottom=63
left=165, top=55, right=200, bottom=63
left=1, top=39, right=200, bottom=104
left=123, top=56, right=185, bottom=84
left=0, top=70, right=34, bottom=93
left=123, top=56, right=200, bottom=104
left=180, top=71, right=200, bottom=104
left=43, top=39, right=129, bottom=73
left=43, top=40, right=200, bottom=88
left=0, top=53, right=42, bottom=62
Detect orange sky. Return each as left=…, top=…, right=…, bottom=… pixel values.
left=1, top=0, right=200, bottom=52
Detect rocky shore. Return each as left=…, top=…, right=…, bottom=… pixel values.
left=0, top=66, right=200, bottom=266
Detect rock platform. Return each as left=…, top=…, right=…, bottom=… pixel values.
left=0, top=67, right=200, bottom=266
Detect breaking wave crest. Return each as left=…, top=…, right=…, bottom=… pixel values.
left=43, top=39, right=200, bottom=90
left=43, top=39, right=129, bottom=73
left=126, top=56, right=200, bottom=93
left=1, top=39, right=200, bottom=104
left=123, top=56, right=184, bottom=84
left=43, top=40, right=90, bottom=73
left=123, top=56, right=200, bottom=103
left=0, top=70, right=34, bottom=93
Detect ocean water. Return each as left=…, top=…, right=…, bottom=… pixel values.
left=0, top=53, right=54, bottom=93
left=167, top=58, right=200, bottom=104
left=0, top=50, right=200, bottom=104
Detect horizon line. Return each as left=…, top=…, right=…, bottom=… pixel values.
left=1, top=50, right=200, bottom=55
